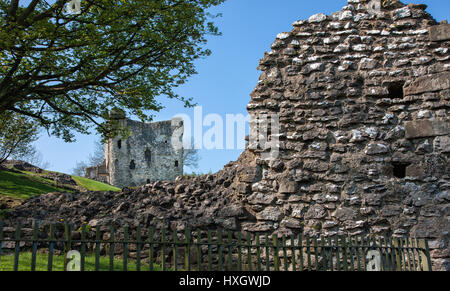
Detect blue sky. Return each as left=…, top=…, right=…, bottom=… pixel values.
left=32, top=0, right=449, bottom=175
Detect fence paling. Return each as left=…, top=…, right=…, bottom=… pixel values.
left=0, top=221, right=3, bottom=265
left=95, top=227, right=100, bottom=271
left=149, top=227, right=154, bottom=271
left=47, top=224, right=54, bottom=271
left=109, top=225, right=114, bottom=272
left=13, top=221, right=21, bottom=271
left=31, top=221, right=38, bottom=271
left=0, top=223, right=433, bottom=272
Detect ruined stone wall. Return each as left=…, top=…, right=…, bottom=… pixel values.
left=243, top=0, right=449, bottom=270
left=5, top=0, right=449, bottom=271
left=105, top=117, right=184, bottom=188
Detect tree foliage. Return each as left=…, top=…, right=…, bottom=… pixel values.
left=0, top=0, right=224, bottom=141
left=0, top=111, right=39, bottom=164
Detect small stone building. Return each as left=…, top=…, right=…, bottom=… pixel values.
left=86, top=116, right=184, bottom=188
left=85, top=161, right=109, bottom=184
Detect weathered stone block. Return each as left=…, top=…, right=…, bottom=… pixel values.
left=303, top=161, right=329, bottom=172
left=247, top=192, right=276, bottom=205
left=406, top=164, right=425, bottom=179
left=304, top=205, right=327, bottom=219
left=404, top=119, right=450, bottom=139
left=429, top=24, right=450, bottom=42
left=237, top=183, right=251, bottom=194
left=256, top=207, right=283, bottom=222
left=278, top=178, right=298, bottom=193
left=404, top=72, right=450, bottom=95
left=365, top=143, right=390, bottom=155
left=434, top=136, right=450, bottom=153
left=242, top=222, right=273, bottom=232
left=332, top=207, right=358, bottom=222
left=217, top=205, right=246, bottom=218
left=238, top=166, right=262, bottom=183
left=281, top=218, right=303, bottom=229
left=380, top=205, right=403, bottom=217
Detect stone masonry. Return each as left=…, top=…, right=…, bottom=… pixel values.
left=4, top=0, right=450, bottom=270
left=243, top=0, right=449, bottom=269
left=104, top=116, right=184, bottom=188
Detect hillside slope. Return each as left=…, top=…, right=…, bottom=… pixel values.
left=0, top=161, right=120, bottom=217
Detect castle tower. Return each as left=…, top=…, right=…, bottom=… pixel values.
left=105, top=116, right=184, bottom=188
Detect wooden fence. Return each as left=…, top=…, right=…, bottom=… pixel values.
left=0, top=221, right=432, bottom=271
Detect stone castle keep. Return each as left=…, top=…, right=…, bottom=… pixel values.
left=6, top=0, right=450, bottom=270
left=86, top=116, right=184, bottom=188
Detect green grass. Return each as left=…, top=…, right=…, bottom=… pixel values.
left=0, top=170, right=68, bottom=200
left=0, top=169, right=120, bottom=203
left=0, top=252, right=163, bottom=271
left=72, top=176, right=120, bottom=192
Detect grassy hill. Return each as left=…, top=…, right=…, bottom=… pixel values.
left=0, top=166, right=120, bottom=218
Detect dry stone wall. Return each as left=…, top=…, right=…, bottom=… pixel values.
left=4, top=0, right=449, bottom=270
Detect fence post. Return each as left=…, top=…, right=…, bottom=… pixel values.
left=13, top=220, right=21, bottom=271
left=185, top=228, right=191, bottom=271
left=123, top=226, right=129, bottom=271
left=347, top=235, right=355, bottom=271
left=207, top=230, right=212, bottom=271
left=136, top=225, right=142, bottom=271
left=31, top=221, right=39, bottom=271
left=149, top=227, right=154, bottom=271
left=247, top=232, right=252, bottom=271
left=80, top=224, right=87, bottom=272
left=378, top=236, right=387, bottom=271
left=386, top=236, right=395, bottom=271
left=399, top=238, right=406, bottom=271
left=173, top=229, right=178, bottom=271
left=393, top=238, right=402, bottom=271
left=256, top=234, right=262, bottom=271
left=265, top=233, right=270, bottom=271
left=291, top=235, right=296, bottom=272
left=272, top=234, right=279, bottom=271
left=237, top=232, right=243, bottom=271
left=407, top=238, right=416, bottom=271
left=417, top=239, right=432, bottom=271
left=109, top=225, right=115, bottom=271
left=306, top=236, right=311, bottom=271
left=218, top=230, right=223, bottom=271
left=321, top=235, right=326, bottom=271
left=0, top=221, right=3, bottom=265
left=424, top=239, right=433, bottom=271
left=161, top=228, right=166, bottom=271
left=298, top=234, right=304, bottom=271
left=313, top=236, right=319, bottom=271
left=342, top=236, right=349, bottom=271
left=63, top=222, right=72, bottom=271
left=94, top=227, right=100, bottom=271
left=404, top=238, right=412, bottom=271
left=334, top=236, right=340, bottom=271
left=196, top=231, right=201, bottom=271
left=325, top=236, right=332, bottom=271
left=47, top=224, right=55, bottom=271
left=282, top=235, right=288, bottom=271
left=228, top=231, right=233, bottom=271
